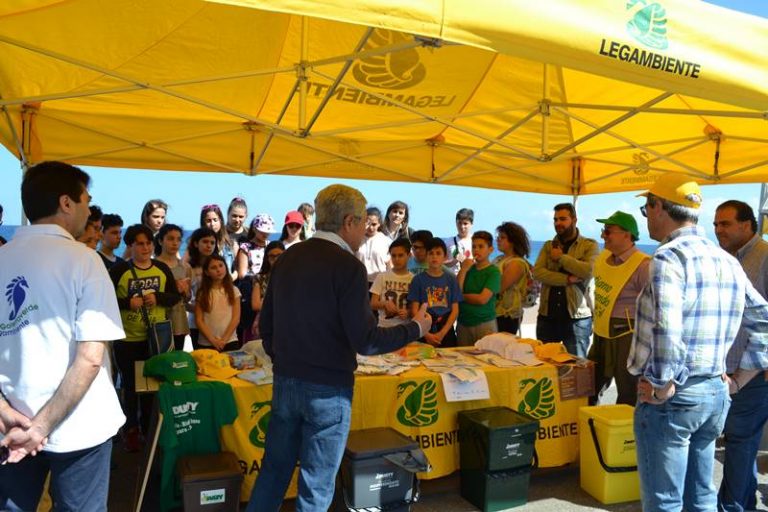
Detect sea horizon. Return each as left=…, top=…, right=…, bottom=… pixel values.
left=0, top=224, right=659, bottom=259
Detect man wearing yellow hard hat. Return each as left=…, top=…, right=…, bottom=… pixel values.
left=628, top=174, right=768, bottom=511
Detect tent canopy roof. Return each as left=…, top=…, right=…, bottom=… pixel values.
left=0, top=0, right=766, bottom=195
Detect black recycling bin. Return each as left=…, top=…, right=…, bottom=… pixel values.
left=337, top=427, right=430, bottom=511
left=458, top=407, right=539, bottom=511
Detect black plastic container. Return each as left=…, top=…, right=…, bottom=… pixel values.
left=458, top=406, right=539, bottom=471
left=338, top=428, right=426, bottom=510
left=458, top=407, right=539, bottom=511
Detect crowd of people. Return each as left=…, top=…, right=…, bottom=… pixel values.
left=2, top=162, right=768, bottom=512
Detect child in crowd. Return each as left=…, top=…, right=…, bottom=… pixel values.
left=279, top=210, right=305, bottom=249
left=155, top=224, right=192, bottom=351
left=370, top=238, right=413, bottom=327
left=250, top=241, right=285, bottom=339
left=200, top=204, right=235, bottom=274
left=225, top=197, right=249, bottom=274
left=98, top=213, right=125, bottom=270
left=236, top=213, right=277, bottom=278
left=297, top=202, right=315, bottom=239
left=446, top=208, right=474, bottom=274
left=380, top=200, right=414, bottom=241
left=185, top=227, right=217, bottom=348
left=124, top=199, right=167, bottom=260
left=407, top=237, right=462, bottom=347
left=357, top=207, right=392, bottom=285
left=408, top=229, right=433, bottom=275
left=226, top=196, right=249, bottom=242
left=457, top=231, right=501, bottom=345
left=109, top=224, right=180, bottom=452
left=77, top=204, right=103, bottom=249
left=195, top=254, right=241, bottom=352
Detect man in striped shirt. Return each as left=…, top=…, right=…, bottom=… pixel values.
left=628, top=175, right=768, bottom=512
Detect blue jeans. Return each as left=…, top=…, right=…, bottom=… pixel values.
left=635, top=376, right=730, bottom=512
left=718, top=373, right=768, bottom=511
left=536, top=315, right=592, bottom=358
left=245, top=375, right=353, bottom=512
left=0, top=439, right=113, bottom=512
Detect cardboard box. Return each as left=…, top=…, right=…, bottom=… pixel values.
left=556, top=359, right=596, bottom=400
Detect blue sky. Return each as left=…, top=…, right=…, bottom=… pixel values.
left=0, top=0, right=765, bottom=243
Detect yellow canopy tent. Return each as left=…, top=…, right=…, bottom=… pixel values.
left=0, top=0, right=766, bottom=195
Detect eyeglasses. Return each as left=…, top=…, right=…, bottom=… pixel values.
left=201, top=204, right=220, bottom=211
left=286, top=223, right=301, bottom=229
left=640, top=205, right=647, bottom=217
left=601, top=227, right=622, bottom=236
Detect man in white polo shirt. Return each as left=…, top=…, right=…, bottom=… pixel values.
left=0, top=161, right=126, bottom=511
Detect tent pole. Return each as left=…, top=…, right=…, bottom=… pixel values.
left=550, top=92, right=672, bottom=159
left=759, top=184, right=768, bottom=237
left=302, top=27, right=373, bottom=136
left=253, top=79, right=301, bottom=173
left=553, top=105, right=708, bottom=179
left=298, top=17, right=309, bottom=132
left=541, top=63, right=550, bottom=159
left=439, top=108, right=538, bottom=180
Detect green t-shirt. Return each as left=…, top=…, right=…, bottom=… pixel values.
left=459, top=264, right=501, bottom=327
left=157, top=381, right=238, bottom=511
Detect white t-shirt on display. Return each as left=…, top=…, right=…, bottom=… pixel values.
left=0, top=225, right=126, bottom=453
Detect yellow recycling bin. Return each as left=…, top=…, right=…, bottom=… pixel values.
left=578, top=404, right=640, bottom=504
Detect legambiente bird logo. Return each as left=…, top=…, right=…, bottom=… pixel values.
left=396, top=380, right=439, bottom=427
left=352, top=29, right=427, bottom=90
left=5, top=276, right=29, bottom=321
left=517, top=377, right=556, bottom=420
left=626, top=0, right=669, bottom=50
left=248, top=401, right=272, bottom=448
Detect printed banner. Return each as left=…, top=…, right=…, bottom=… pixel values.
left=217, top=362, right=585, bottom=498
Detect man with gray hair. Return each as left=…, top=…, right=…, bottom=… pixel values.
left=630, top=175, right=768, bottom=511
left=714, top=199, right=768, bottom=511
left=246, top=184, right=432, bottom=512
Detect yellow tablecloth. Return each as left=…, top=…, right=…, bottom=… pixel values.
left=219, top=362, right=585, bottom=498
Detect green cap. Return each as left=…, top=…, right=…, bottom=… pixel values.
left=143, top=351, right=197, bottom=386
left=596, top=211, right=639, bottom=241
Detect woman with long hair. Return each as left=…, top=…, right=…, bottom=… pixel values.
left=493, top=221, right=531, bottom=335
left=250, top=241, right=285, bottom=339
left=279, top=211, right=305, bottom=249
left=124, top=199, right=168, bottom=259
left=200, top=204, right=235, bottom=277
left=226, top=196, right=249, bottom=242
left=185, top=227, right=217, bottom=348
left=380, top=200, right=414, bottom=241
left=297, top=202, right=315, bottom=239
